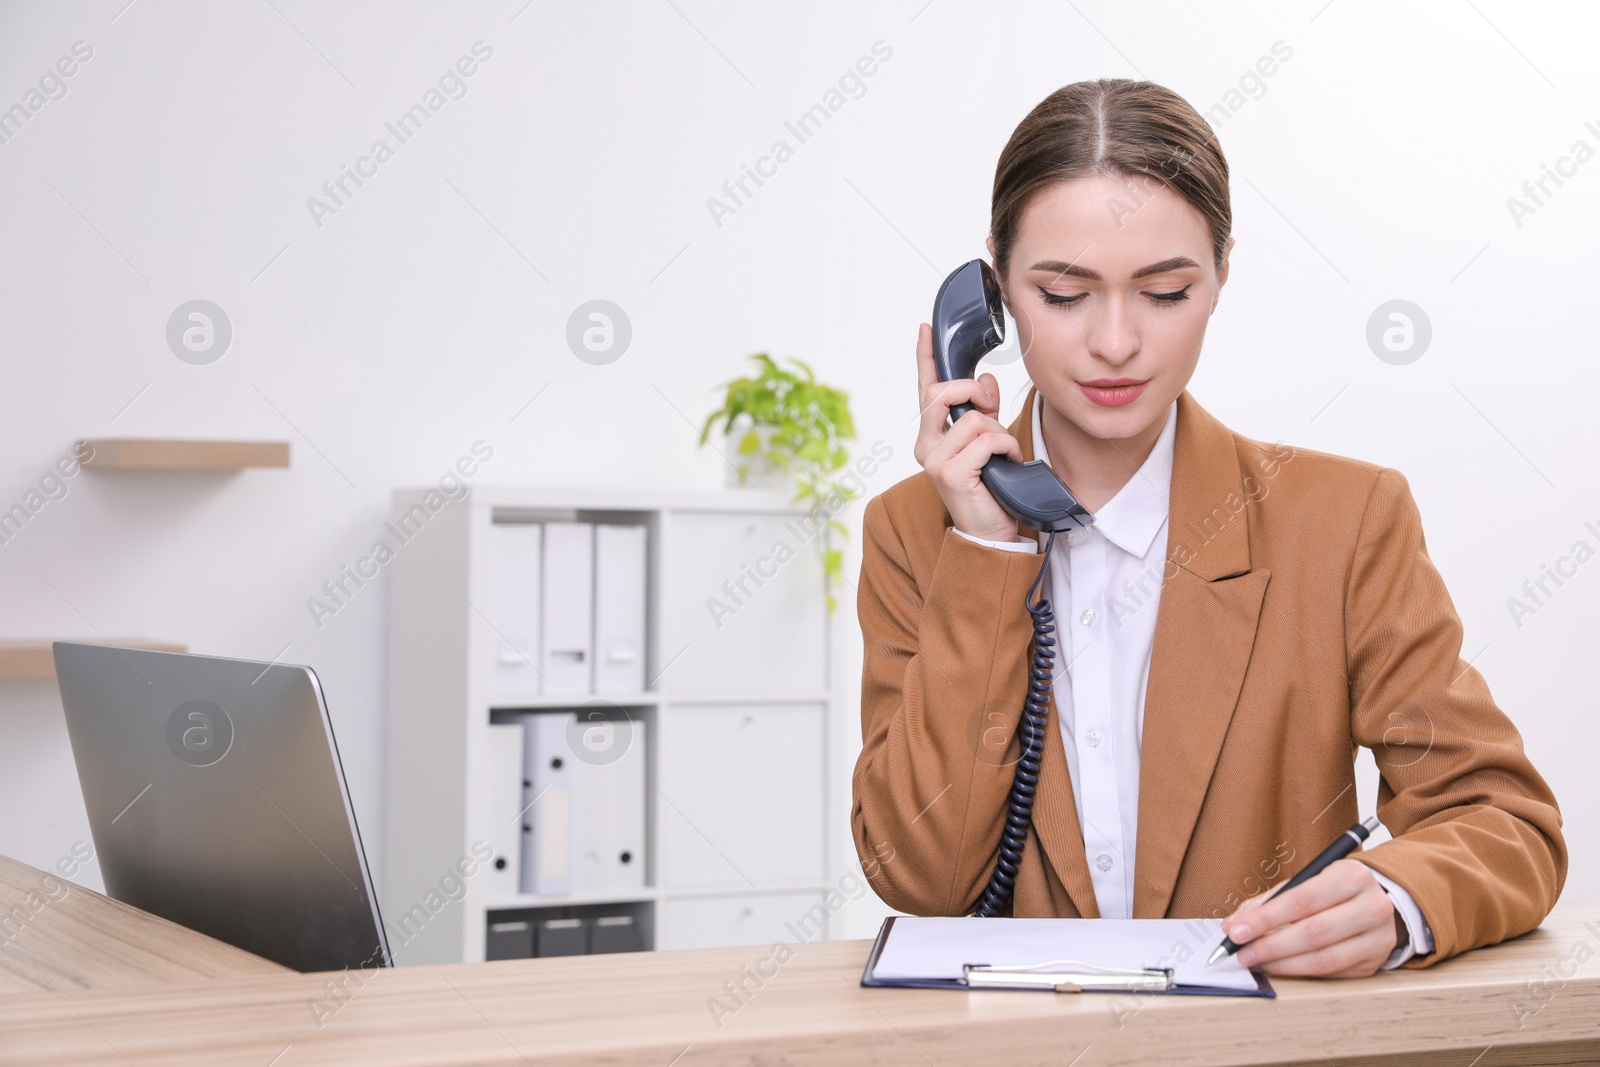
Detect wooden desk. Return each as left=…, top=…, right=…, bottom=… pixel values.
left=1, top=867, right=1595, bottom=1066
left=0, top=855, right=289, bottom=994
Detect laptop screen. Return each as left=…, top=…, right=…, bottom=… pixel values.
left=53, top=642, right=390, bottom=973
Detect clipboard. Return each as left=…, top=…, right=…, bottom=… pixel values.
left=860, top=915, right=1275, bottom=997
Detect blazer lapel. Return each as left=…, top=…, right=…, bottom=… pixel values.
left=1133, top=391, right=1270, bottom=917
left=1003, top=388, right=1270, bottom=920
left=1034, top=688, right=1104, bottom=917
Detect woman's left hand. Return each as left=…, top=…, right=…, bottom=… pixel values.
left=1220, top=860, right=1400, bottom=978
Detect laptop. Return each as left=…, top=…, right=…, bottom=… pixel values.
left=52, top=642, right=391, bottom=973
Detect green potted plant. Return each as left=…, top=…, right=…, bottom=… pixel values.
left=699, top=352, right=857, bottom=610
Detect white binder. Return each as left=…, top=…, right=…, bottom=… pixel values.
left=570, top=714, right=646, bottom=894
left=541, top=523, right=594, bottom=694
left=487, top=523, right=543, bottom=695
left=520, top=712, right=574, bottom=896
left=593, top=525, right=647, bottom=693
left=481, top=721, right=525, bottom=897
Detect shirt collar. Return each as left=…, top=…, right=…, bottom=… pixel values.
left=1032, top=389, right=1177, bottom=559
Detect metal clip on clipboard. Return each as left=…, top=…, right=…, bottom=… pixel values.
left=961, top=958, right=1175, bottom=993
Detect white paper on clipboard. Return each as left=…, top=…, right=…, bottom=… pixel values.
left=870, top=915, right=1261, bottom=993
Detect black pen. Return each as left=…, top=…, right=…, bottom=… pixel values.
left=1205, top=815, right=1381, bottom=967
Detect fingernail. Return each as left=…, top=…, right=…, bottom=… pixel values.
left=1237, top=949, right=1256, bottom=967
left=1232, top=923, right=1251, bottom=941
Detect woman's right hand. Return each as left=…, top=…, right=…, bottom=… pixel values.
left=912, top=322, right=1023, bottom=544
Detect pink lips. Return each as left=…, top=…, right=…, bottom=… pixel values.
left=1078, top=380, right=1147, bottom=407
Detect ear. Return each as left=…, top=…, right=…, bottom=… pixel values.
left=985, top=235, right=1010, bottom=311
left=1213, top=235, right=1235, bottom=311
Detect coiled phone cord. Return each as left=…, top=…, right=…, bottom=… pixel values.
left=972, top=532, right=1058, bottom=918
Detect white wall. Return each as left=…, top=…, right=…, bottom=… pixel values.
left=1, top=0, right=1594, bottom=938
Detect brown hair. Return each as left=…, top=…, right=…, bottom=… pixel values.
left=990, top=78, right=1231, bottom=277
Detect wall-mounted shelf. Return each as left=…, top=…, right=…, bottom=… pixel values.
left=0, top=640, right=186, bottom=680
left=78, top=438, right=290, bottom=471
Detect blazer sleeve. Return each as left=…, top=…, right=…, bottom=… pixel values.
left=850, top=491, right=1048, bottom=915
left=1343, top=467, right=1567, bottom=967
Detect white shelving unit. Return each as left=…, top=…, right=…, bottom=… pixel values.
left=384, top=486, right=838, bottom=964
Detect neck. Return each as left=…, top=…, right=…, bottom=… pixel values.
left=1037, top=394, right=1169, bottom=514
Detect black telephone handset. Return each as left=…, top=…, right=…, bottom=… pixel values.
left=930, top=258, right=1092, bottom=917
left=931, top=258, right=1094, bottom=534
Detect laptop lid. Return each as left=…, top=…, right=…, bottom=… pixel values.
left=52, top=642, right=391, bottom=973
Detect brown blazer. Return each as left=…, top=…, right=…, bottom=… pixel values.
left=851, top=387, right=1566, bottom=968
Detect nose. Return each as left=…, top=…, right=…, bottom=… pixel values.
left=1085, top=295, right=1140, bottom=366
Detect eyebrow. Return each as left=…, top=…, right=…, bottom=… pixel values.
left=1029, top=255, right=1201, bottom=281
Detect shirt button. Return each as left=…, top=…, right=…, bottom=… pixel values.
left=1085, top=729, right=1101, bottom=747
left=1096, top=854, right=1113, bottom=872
left=1080, top=608, right=1096, bottom=626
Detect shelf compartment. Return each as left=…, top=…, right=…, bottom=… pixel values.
left=485, top=898, right=654, bottom=956
left=488, top=692, right=661, bottom=712
left=658, top=890, right=827, bottom=951
left=482, top=889, right=656, bottom=910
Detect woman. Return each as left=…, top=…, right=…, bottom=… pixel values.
left=850, top=78, right=1566, bottom=978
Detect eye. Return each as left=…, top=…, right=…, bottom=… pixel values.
left=1037, top=287, right=1085, bottom=307
left=1149, top=285, right=1192, bottom=304
left=1036, top=284, right=1193, bottom=308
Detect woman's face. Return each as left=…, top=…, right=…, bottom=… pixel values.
left=988, top=172, right=1232, bottom=442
